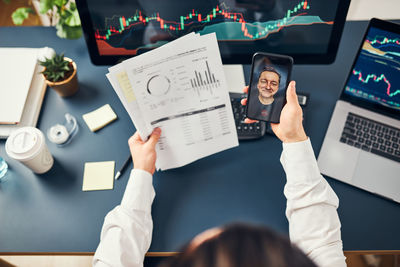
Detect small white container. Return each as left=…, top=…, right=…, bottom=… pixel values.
left=5, top=127, right=54, bottom=174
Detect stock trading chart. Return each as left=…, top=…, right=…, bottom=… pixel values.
left=345, top=27, right=400, bottom=110
left=87, top=0, right=339, bottom=56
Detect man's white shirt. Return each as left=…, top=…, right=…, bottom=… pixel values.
left=93, top=138, right=346, bottom=267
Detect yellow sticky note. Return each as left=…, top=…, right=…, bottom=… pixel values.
left=82, top=161, right=115, bottom=191
left=82, top=104, right=117, bottom=132
left=116, top=71, right=136, bottom=103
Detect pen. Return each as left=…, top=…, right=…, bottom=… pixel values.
left=115, top=155, right=132, bottom=180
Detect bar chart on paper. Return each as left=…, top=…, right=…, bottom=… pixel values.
left=190, top=61, right=220, bottom=96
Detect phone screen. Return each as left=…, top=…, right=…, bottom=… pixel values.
left=246, top=53, right=293, bottom=123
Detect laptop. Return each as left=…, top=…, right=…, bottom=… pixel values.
left=318, top=18, right=400, bottom=203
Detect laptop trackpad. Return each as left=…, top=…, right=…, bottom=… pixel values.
left=353, top=151, right=400, bottom=202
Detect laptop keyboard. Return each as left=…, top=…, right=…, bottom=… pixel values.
left=340, top=112, right=400, bottom=162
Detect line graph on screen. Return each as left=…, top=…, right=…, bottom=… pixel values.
left=352, top=69, right=400, bottom=98
left=94, top=0, right=333, bottom=55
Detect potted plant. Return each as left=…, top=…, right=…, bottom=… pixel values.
left=8, top=0, right=82, bottom=40
left=39, top=53, right=79, bottom=97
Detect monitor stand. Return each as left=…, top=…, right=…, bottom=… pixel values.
left=223, top=64, right=246, bottom=94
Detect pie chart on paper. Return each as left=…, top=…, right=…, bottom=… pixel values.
left=147, top=75, right=171, bottom=96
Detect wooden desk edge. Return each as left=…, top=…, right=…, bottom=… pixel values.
left=0, top=251, right=400, bottom=256
left=0, top=252, right=179, bottom=256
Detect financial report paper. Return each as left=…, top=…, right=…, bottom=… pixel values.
left=107, top=33, right=238, bottom=170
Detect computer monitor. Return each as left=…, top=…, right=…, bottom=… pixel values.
left=76, top=0, right=351, bottom=65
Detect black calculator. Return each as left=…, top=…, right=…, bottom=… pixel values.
left=230, top=92, right=309, bottom=140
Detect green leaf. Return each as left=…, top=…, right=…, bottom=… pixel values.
left=56, top=23, right=82, bottom=39
left=54, top=0, right=65, bottom=7
left=69, top=2, right=77, bottom=10
left=11, top=7, right=34, bottom=25
left=39, top=0, right=55, bottom=14
left=63, top=8, right=81, bottom=27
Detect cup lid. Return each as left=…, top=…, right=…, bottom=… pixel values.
left=5, top=127, right=43, bottom=160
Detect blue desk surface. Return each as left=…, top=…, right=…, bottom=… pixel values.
left=0, top=21, right=399, bottom=252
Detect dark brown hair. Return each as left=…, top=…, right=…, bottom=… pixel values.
left=258, top=66, right=281, bottom=82
left=160, top=223, right=317, bottom=267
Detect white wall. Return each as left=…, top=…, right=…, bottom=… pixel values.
left=347, top=0, right=400, bottom=20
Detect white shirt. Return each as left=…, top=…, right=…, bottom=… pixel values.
left=93, top=138, right=346, bottom=267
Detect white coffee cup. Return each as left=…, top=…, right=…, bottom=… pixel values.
left=5, top=127, right=54, bottom=174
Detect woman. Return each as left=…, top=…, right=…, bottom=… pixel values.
left=93, top=81, right=346, bottom=267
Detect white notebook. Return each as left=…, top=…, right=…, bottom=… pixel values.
left=0, top=48, right=48, bottom=139
left=0, top=48, right=40, bottom=124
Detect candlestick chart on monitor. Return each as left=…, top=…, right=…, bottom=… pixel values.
left=87, top=0, right=339, bottom=56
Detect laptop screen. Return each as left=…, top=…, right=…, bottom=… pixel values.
left=343, top=25, right=400, bottom=111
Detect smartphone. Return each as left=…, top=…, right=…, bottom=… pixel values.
left=246, top=52, right=293, bottom=123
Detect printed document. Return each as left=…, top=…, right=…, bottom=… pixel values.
left=107, top=33, right=238, bottom=170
